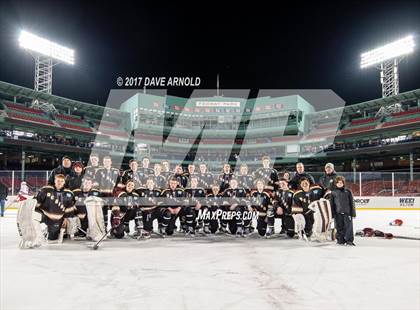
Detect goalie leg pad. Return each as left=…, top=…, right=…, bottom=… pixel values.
left=16, top=199, right=45, bottom=249
left=85, top=197, right=106, bottom=242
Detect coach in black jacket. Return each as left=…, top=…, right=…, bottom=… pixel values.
left=289, top=162, right=315, bottom=190
left=48, top=156, right=73, bottom=185
left=319, top=163, right=338, bottom=191
left=330, top=176, right=356, bottom=246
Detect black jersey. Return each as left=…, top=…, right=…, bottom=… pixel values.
left=249, top=190, right=271, bottom=213
left=273, top=189, right=294, bottom=214
left=185, top=187, right=206, bottom=208
left=94, top=167, right=120, bottom=194
left=198, top=172, right=214, bottom=191
left=116, top=191, right=140, bottom=210
left=121, top=169, right=144, bottom=189
left=218, top=173, right=233, bottom=193
left=151, top=174, right=167, bottom=189
left=66, top=173, right=84, bottom=191
left=170, top=173, right=188, bottom=188
left=161, top=188, right=186, bottom=208
left=84, top=165, right=101, bottom=181
left=222, top=187, right=247, bottom=206
left=293, top=185, right=323, bottom=214
left=72, top=188, right=101, bottom=205
left=206, top=192, right=223, bottom=209
left=137, top=188, right=161, bottom=209
left=237, top=174, right=255, bottom=193
left=138, top=167, right=154, bottom=183
left=35, top=185, right=76, bottom=220
left=253, top=167, right=279, bottom=191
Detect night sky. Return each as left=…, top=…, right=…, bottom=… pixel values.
left=0, top=0, right=419, bottom=107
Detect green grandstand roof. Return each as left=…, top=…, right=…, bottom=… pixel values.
left=0, top=80, right=128, bottom=120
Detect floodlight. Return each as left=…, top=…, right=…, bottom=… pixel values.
left=19, top=30, right=75, bottom=65
left=18, top=30, right=76, bottom=112
left=360, top=35, right=415, bottom=69
left=360, top=35, right=416, bottom=98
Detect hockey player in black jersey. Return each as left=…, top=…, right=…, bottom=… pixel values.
left=172, top=164, right=188, bottom=188
left=237, top=163, right=254, bottom=195
left=222, top=178, right=247, bottom=236
left=250, top=179, right=273, bottom=237
left=185, top=164, right=198, bottom=180
left=204, top=184, right=223, bottom=233
left=218, top=163, right=233, bottom=193
left=160, top=177, right=186, bottom=236
left=185, top=175, right=207, bottom=234
left=137, top=178, right=161, bottom=238
left=198, top=162, right=214, bottom=193
left=94, top=156, right=120, bottom=229
left=253, top=156, right=279, bottom=192
left=293, top=178, right=325, bottom=237
left=84, top=153, right=101, bottom=185
left=161, top=160, right=171, bottom=179
left=112, top=180, right=140, bottom=238
left=139, top=157, right=154, bottom=182
left=120, top=159, right=144, bottom=189
left=72, top=176, right=101, bottom=238
left=272, top=178, right=294, bottom=237
left=35, top=174, right=76, bottom=241
left=152, top=163, right=167, bottom=189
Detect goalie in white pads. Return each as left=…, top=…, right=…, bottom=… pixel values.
left=72, top=176, right=104, bottom=240
left=17, top=174, right=76, bottom=248
left=308, top=198, right=333, bottom=241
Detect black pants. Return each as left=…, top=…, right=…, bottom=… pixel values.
left=43, top=217, right=64, bottom=240
left=335, top=213, right=354, bottom=243
left=179, top=206, right=196, bottom=229
left=159, top=208, right=175, bottom=235
left=202, top=205, right=219, bottom=233
left=283, top=215, right=295, bottom=237
left=142, top=208, right=160, bottom=232
left=304, top=212, right=314, bottom=237
left=256, top=207, right=275, bottom=236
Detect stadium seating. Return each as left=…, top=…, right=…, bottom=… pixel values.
left=381, top=107, right=420, bottom=128
left=54, top=113, right=94, bottom=133
left=339, top=124, right=377, bottom=135
left=55, top=113, right=84, bottom=123
left=350, top=117, right=377, bottom=126
left=4, top=102, right=57, bottom=126
left=382, top=116, right=420, bottom=128
left=390, top=107, right=420, bottom=118
left=5, top=102, right=46, bottom=115
left=95, top=119, right=129, bottom=138
left=98, top=128, right=128, bottom=138
left=58, top=122, right=93, bottom=132
left=7, top=111, right=55, bottom=126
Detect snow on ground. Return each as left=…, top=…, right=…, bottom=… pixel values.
left=1, top=211, right=419, bottom=310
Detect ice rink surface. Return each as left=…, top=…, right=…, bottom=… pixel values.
left=1, top=212, right=419, bottom=310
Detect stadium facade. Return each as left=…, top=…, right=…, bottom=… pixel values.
left=0, top=80, right=419, bottom=175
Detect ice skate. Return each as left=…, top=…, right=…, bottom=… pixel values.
left=185, top=226, right=195, bottom=237
left=265, top=227, right=274, bottom=239
left=235, top=226, right=244, bottom=237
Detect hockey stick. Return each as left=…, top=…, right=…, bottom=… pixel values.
left=88, top=211, right=130, bottom=250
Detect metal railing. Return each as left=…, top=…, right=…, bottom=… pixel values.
left=0, top=170, right=418, bottom=197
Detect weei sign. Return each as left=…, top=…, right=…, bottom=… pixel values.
left=355, top=197, right=420, bottom=210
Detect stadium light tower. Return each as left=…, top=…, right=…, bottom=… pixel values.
left=360, top=35, right=415, bottom=98
left=18, top=30, right=75, bottom=112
